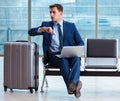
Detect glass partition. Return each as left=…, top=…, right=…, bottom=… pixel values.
left=0, top=0, right=120, bottom=56
left=98, top=0, right=120, bottom=55
left=0, top=0, right=28, bottom=54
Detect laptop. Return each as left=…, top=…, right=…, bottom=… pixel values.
left=56, top=46, right=84, bottom=58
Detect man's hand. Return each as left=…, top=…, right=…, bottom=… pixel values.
left=39, top=27, right=53, bottom=34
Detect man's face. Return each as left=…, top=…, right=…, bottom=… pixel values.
left=50, top=7, right=62, bottom=23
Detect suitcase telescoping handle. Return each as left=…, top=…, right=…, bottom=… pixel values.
left=16, top=40, right=29, bottom=42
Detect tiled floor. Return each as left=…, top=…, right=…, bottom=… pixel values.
left=1, top=57, right=120, bottom=101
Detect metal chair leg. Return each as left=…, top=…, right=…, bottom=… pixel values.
left=41, top=65, right=47, bottom=92
left=41, top=71, right=48, bottom=91
left=45, top=77, right=48, bottom=87
left=41, top=71, right=46, bottom=92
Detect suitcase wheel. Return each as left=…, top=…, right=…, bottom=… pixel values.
left=29, top=88, right=33, bottom=93
left=35, top=86, right=38, bottom=92
left=10, top=88, right=13, bottom=92
left=4, top=86, right=7, bottom=92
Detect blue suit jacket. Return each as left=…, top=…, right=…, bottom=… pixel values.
left=28, top=20, right=84, bottom=64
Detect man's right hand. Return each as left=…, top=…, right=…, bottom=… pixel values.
left=38, top=27, right=53, bottom=34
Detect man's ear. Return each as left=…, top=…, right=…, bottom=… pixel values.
left=59, top=10, right=62, bottom=14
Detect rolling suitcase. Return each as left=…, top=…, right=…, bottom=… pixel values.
left=4, top=41, right=39, bottom=93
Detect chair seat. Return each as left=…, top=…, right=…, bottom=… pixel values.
left=45, top=64, right=59, bottom=69
left=85, top=65, right=118, bottom=69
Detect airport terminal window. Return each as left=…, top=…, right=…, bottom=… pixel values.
left=98, top=0, right=120, bottom=54
left=0, top=0, right=120, bottom=55
left=0, top=0, right=28, bottom=54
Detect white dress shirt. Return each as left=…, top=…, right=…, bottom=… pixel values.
left=50, top=20, right=63, bottom=52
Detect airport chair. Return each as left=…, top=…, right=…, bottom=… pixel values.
left=84, top=38, right=119, bottom=70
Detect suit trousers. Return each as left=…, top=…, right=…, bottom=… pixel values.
left=48, top=51, right=81, bottom=88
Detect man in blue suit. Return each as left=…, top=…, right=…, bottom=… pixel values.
left=28, top=4, right=84, bottom=98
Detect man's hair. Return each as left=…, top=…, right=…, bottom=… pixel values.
left=49, top=4, right=63, bottom=12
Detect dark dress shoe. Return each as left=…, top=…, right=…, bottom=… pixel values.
left=74, top=90, right=81, bottom=98
left=74, top=81, right=82, bottom=98
left=68, top=82, right=76, bottom=94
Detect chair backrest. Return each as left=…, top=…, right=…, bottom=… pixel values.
left=86, top=39, right=118, bottom=57
left=84, top=38, right=118, bottom=69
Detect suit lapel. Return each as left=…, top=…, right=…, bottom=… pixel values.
left=63, top=21, right=67, bottom=43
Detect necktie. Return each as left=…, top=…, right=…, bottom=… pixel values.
left=57, top=24, right=63, bottom=51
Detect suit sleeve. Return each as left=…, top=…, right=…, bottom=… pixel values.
left=73, top=23, right=84, bottom=46
left=28, top=22, right=44, bottom=36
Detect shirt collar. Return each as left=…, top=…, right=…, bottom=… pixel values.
left=59, top=20, right=63, bottom=26
left=54, top=20, right=63, bottom=26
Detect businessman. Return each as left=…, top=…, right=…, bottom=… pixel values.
left=28, top=4, right=84, bottom=98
